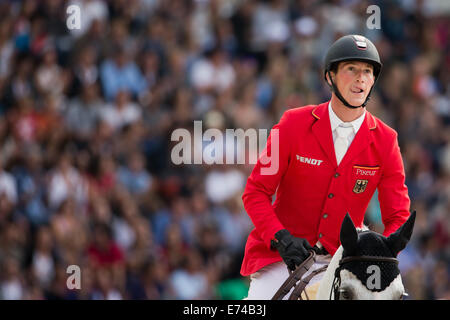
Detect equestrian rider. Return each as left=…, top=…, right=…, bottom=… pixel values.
left=241, top=35, right=411, bottom=299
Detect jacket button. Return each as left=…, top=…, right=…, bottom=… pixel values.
left=323, top=214, right=328, bottom=219
left=334, top=173, right=340, bottom=178
left=319, top=233, right=323, bottom=238
left=328, top=193, right=334, bottom=199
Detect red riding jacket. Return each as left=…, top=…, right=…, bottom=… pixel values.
left=240, top=101, right=410, bottom=276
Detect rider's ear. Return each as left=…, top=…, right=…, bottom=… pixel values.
left=340, top=213, right=358, bottom=254
left=386, top=211, right=416, bottom=256
left=326, top=70, right=335, bottom=87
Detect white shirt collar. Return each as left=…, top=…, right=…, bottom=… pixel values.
left=328, top=100, right=366, bottom=133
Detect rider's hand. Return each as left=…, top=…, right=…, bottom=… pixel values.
left=271, top=229, right=313, bottom=271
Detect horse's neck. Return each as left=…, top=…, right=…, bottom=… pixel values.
left=316, top=246, right=344, bottom=300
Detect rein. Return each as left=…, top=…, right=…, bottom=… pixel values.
left=271, top=250, right=327, bottom=300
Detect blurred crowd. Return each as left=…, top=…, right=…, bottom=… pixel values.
left=0, top=0, right=448, bottom=300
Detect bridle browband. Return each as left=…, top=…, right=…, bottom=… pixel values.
left=339, top=255, right=399, bottom=266
left=330, top=255, right=399, bottom=300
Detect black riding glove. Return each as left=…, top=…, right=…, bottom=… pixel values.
left=271, top=229, right=313, bottom=271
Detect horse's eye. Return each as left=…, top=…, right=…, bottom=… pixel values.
left=339, top=288, right=353, bottom=300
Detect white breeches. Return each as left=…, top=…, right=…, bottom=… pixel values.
left=246, top=254, right=331, bottom=300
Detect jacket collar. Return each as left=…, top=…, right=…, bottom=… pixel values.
left=311, top=101, right=377, bottom=169
left=328, top=100, right=366, bottom=134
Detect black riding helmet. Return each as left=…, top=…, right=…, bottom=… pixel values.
left=324, top=35, right=382, bottom=109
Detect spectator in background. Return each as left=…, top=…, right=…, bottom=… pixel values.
left=169, top=249, right=211, bottom=300
left=29, top=226, right=56, bottom=290
left=0, top=157, right=17, bottom=205
left=47, top=150, right=88, bottom=210
left=100, top=45, right=147, bottom=101
left=65, top=83, right=104, bottom=140
left=70, top=45, right=99, bottom=96
left=111, top=199, right=137, bottom=254
left=37, top=94, right=65, bottom=141
left=230, top=82, right=264, bottom=130
left=152, top=195, right=193, bottom=247
left=6, top=56, right=34, bottom=107
left=139, top=49, right=161, bottom=92
left=0, top=256, right=25, bottom=300
left=68, top=0, right=109, bottom=39
left=50, top=199, right=87, bottom=260
left=98, top=89, right=142, bottom=132
left=88, top=153, right=117, bottom=197
left=0, top=18, right=14, bottom=80
left=34, top=46, right=68, bottom=98
left=0, top=221, right=29, bottom=270
left=204, top=166, right=245, bottom=205
left=88, top=222, right=126, bottom=296
left=9, top=97, right=40, bottom=144
left=213, top=195, right=253, bottom=255
left=13, top=146, right=49, bottom=226
left=89, top=194, right=112, bottom=225
left=124, top=215, right=158, bottom=291
left=87, top=223, right=124, bottom=269
left=162, top=223, right=190, bottom=272
left=190, top=46, right=236, bottom=94
left=117, top=150, right=153, bottom=197
left=91, top=267, right=123, bottom=300
left=140, top=258, right=171, bottom=300
left=190, top=46, right=236, bottom=115
left=189, top=190, right=215, bottom=237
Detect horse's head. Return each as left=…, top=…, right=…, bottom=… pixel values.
left=317, top=211, right=416, bottom=300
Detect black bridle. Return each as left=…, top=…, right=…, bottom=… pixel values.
left=330, top=255, right=399, bottom=300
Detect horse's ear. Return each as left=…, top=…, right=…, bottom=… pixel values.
left=386, top=211, right=416, bottom=256
left=340, top=213, right=358, bottom=254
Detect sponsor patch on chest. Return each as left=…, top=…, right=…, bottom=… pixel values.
left=355, top=168, right=377, bottom=176
left=296, top=155, right=324, bottom=166
left=353, top=165, right=380, bottom=177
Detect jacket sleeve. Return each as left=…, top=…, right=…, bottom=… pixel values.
left=377, top=131, right=411, bottom=237
left=242, top=110, right=292, bottom=249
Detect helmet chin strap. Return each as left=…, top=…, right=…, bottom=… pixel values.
left=327, top=70, right=373, bottom=109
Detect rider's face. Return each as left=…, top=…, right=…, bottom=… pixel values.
left=331, top=61, right=375, bottom=106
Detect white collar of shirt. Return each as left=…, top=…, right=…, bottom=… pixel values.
left=328, top=100, right=366, bottom=136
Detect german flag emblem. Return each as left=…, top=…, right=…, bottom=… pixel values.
left=353, top=179, right=368, bottom=194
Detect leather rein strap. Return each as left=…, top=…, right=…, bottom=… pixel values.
left=272, top=251, right=327, bottom=300
left=289, top=264, right=328, bottom=300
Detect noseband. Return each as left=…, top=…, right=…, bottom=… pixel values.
left=331, top=255, right=399, bottom=300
